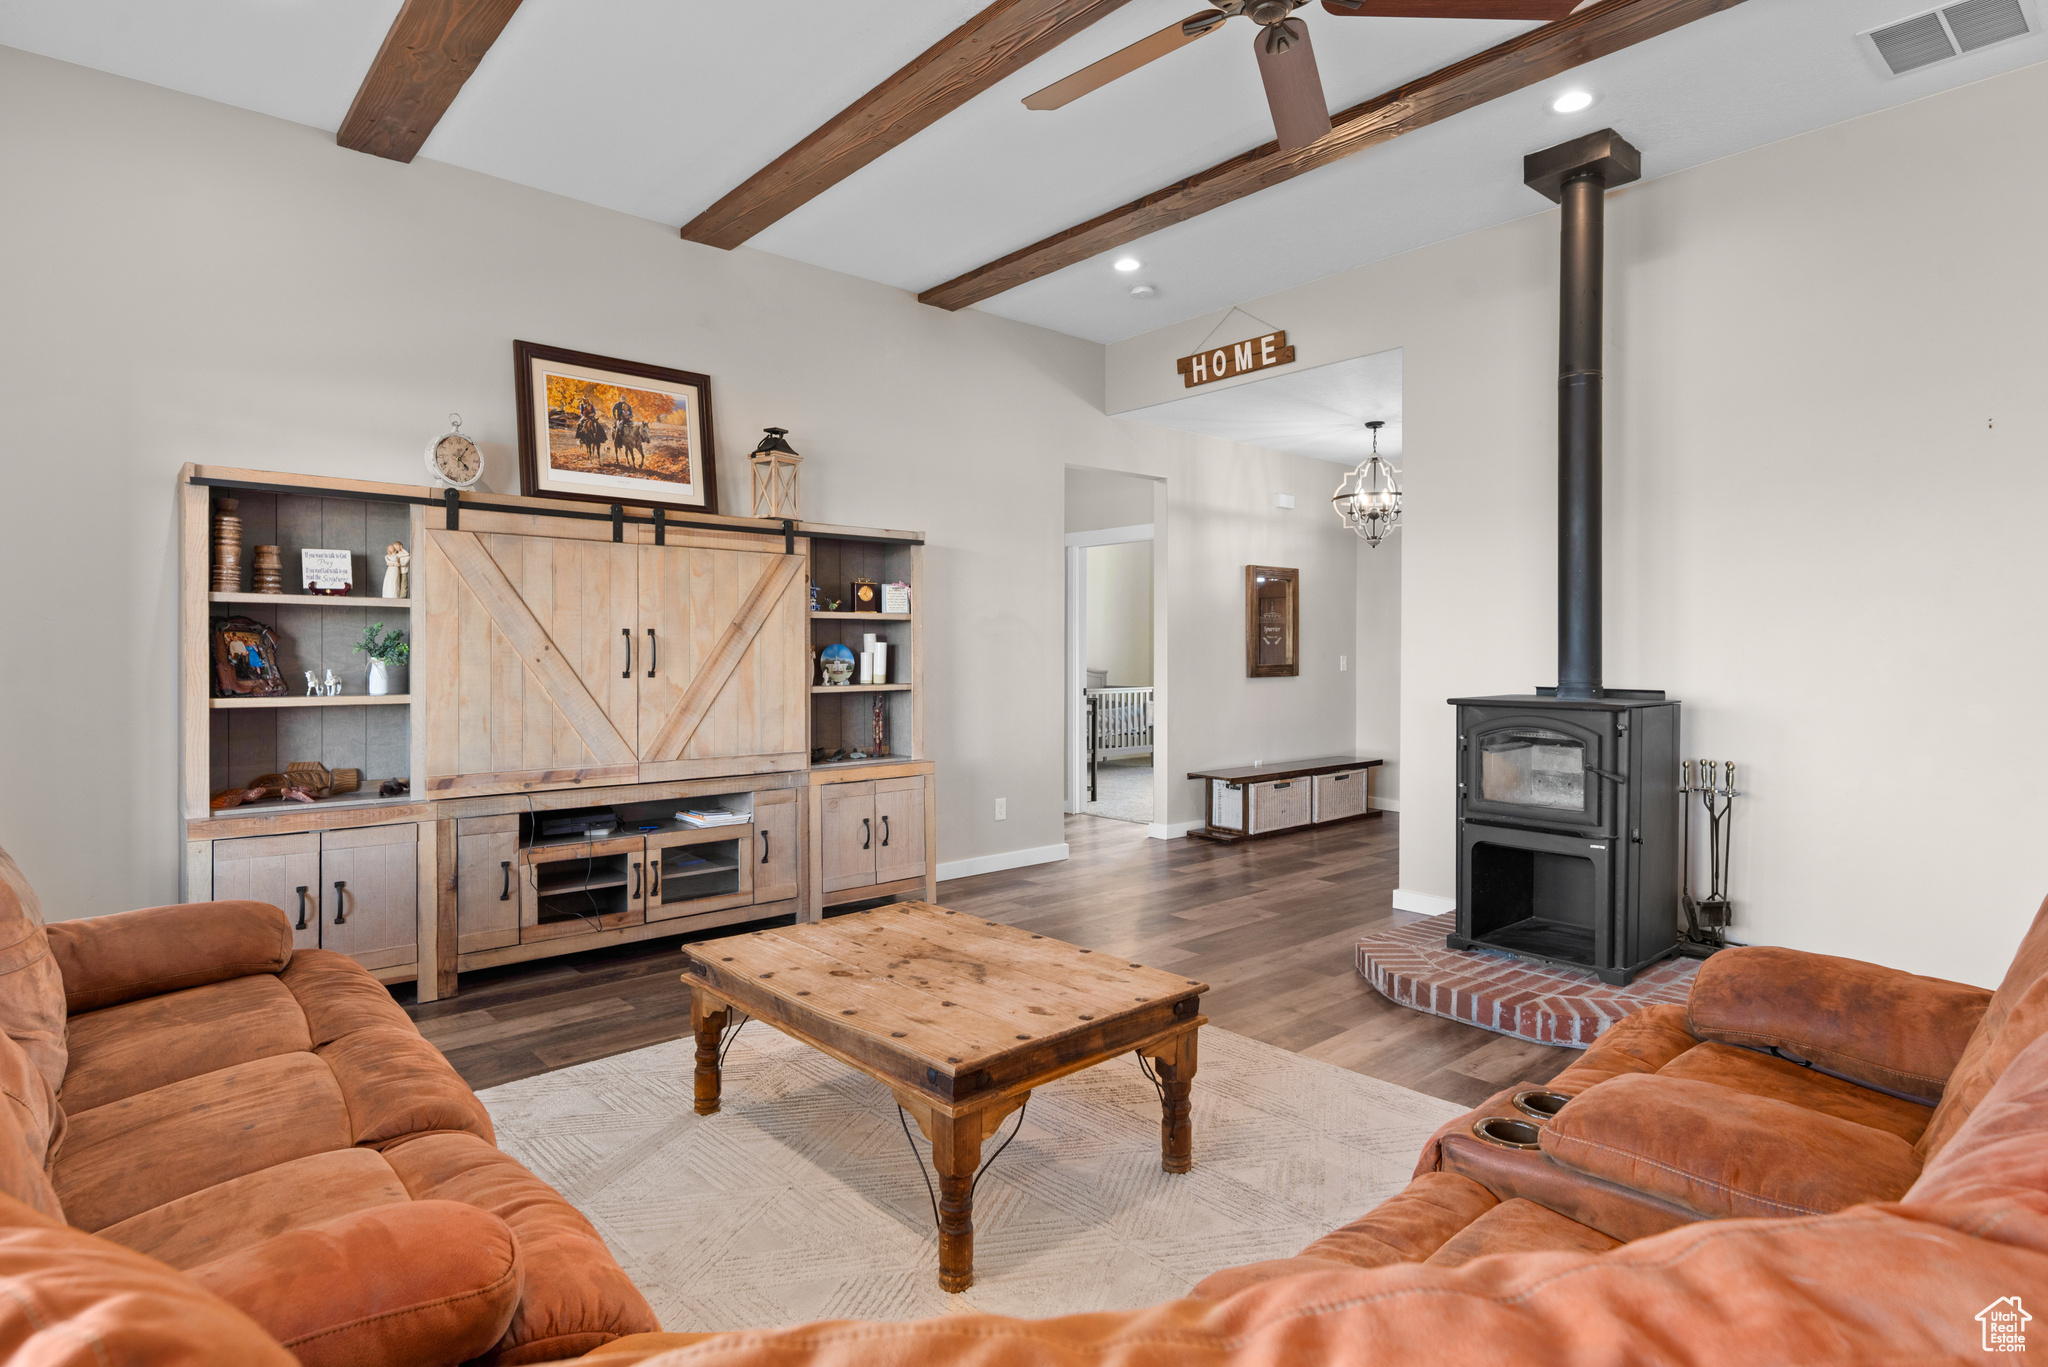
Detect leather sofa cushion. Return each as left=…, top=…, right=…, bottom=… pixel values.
left=318, top=1024, right=494, bottom=1148
left=0, top=1190, right=293, bottom=1366
left=1423, top=1197, right=1620, bottom=1267
left=385, top=1132, right=659, bottom=1363
left=54, top=1052, right=353, bottom=1232
left=1190, top=1172, right=1499, bottom=1300
left=46, top=900, right=293, bottom=1015
left=98, top=1147, right=410, bottom=1270
left=1688, top=945, right=1990, bottom=1104
left=1906, top=1029, right=2048, bottom=1245
left=189, top=1199, right=522, bottom=1367
left=0, top=1030, right=64, bottom=1221
left=1919, top=898, right=2048, bottom=1162
left=61, top=973, right=313, bottom=1113
left=282, top=948, right=422, bottom=1043
left=1541, top=1073, right=1923, bottom=1218
left=1656, top=1040, right=1932, bottom=1143
left=0, top=846, right=68, bottom=1094
left=1550, top=1003, right=1701, bottom=1090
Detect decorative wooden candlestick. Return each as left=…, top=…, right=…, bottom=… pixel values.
left=251, top=545, right=284, bottom=595
left=211, top=499, right=244, bottom=592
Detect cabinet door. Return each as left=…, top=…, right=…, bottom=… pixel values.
left=637, top=539, right=809, bottom=780
left=422, top=531, right=640, bottom=798
left=873, top=778, right=927, bottom=885
left=319, top=825, right=419, bottom=970
left=821, top=781, right=877, bottom=894
left=212, top=832, right=321, bottom=953
left=752, top=790, right=798, bottom=904
left=646, top=827, right=752, bottom=922
left=455, top=816, right=520, bottom=954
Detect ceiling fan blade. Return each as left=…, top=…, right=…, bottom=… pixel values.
left=1022, top=15, right=1224, bottom=111
left=1255, top=19, right=1332, bottom=152
left=1321, top=0, right=1582, bottom=18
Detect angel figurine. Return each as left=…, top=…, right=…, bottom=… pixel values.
left=382, top=542, right=411, bottom=599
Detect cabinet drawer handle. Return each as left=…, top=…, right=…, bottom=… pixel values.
left=1273, top=781, right=1291, bottom=790
left=880, top=815, right=890, bottom=847
left=621, top=627, right=632, bottom=678
left=1334, top=773, right=1350, bottom=782
left=647, top=628, right=657, bottom=678
left=332, top=881, right=347, bottom=925
left=499, top=861, right=511, bottom=901
left=862, top=818, right=871, bottom=851
left=760, top=832, right=770, bottom=864
left=294, top=886, right=309, bottom=931
left=632, top=861, right=642, bottom=900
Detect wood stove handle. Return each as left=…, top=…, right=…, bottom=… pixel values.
left=1586, top=766, right=1625, bottom=784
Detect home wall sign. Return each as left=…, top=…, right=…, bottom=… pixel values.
left=1175, top=331, right=1296, bottom=389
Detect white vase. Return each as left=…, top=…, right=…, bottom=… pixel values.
left=368, top=660, right=407, bottom=696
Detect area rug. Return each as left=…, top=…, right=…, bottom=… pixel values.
left=480, top=1024, right=1462, bottom=1331
left=1358, top=913, right=1698, bottom=1047
left=1081, top=757, right=1153, bottom=824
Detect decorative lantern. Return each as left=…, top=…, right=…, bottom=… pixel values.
left=748, top=427, right=802, bottom=520
left=1331, top=420, right=1402, bottom=548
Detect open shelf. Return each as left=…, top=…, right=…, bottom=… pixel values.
left=810, top=612, right=911, bottom=621
left=535, top=872, right=630, bottom=897
left=810, top=754, right=916, bottom=771
left=211, top=593, right=412, bottom=608
left=211, top=694, right=410, bottom=709
left=812, top=684, right=910, bottom=694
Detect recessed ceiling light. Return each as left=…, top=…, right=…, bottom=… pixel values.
left=1129, top=284, right=1157, bottom=299
left=1113, top=257, right=1142, bottom=272
left=1551, top=90, right=1595, bottom=114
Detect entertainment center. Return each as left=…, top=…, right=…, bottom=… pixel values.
left=179, top=463, right=934, bottom=1001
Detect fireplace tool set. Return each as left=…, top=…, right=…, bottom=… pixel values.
left=1679, top=759, right=1741, bottom=957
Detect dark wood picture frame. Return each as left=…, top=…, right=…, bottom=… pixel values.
left=514, top=340, right=719, bottom=514
left=1246, top=566, right=1299, bottom=677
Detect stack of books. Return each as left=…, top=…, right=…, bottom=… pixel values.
left=675, top=809, right=749, bottom=829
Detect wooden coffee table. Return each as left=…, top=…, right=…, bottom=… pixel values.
left=680, top=901, right=1208, bottom=1292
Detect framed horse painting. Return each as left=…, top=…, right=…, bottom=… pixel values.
left=514, top=341, right=719, bottom=514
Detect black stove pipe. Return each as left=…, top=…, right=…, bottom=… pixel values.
left=1556, top=170, right=1605, bottom=701
left=1524, top=131, right=1640, bottom=702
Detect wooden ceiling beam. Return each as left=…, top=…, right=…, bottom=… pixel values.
left=337, top=0, right=526, bottom=163
left=681, top=0, right=1138, bottom=251
left=919, top=0, right=1748, bottom=311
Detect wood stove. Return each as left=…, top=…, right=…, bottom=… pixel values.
left=1445, top=129, right=1681, bottom=987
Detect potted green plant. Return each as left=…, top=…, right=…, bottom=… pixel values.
left=354, top=623, right=411, bottom=697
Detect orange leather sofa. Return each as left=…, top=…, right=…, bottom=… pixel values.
left=0, top=846, right=657, bottom=1365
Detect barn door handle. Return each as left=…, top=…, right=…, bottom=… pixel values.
left=861, top=818, right=871, bottom=851
left=294, top=886, right=309, bottom=930
left=632, top=860, right=642, bottom=900
left=760, top=832, right=770, bottom=864
left=500, top=861, right=511, bottom=900
left=331, top=881, right=348, bottom=925
left=880, top=815, right=890, bottom=847
left=647, top=628, right=657, bottom=677
left=621, top=628, right=632, bottom=678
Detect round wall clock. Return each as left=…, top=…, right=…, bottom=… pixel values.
left=426, top=414, right=483, bottom=489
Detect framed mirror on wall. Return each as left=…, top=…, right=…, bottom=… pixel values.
left=1246, top=565, right=1298, bottom=677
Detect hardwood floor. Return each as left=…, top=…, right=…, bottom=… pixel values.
left=401, top=812, right=1577, bottom=1105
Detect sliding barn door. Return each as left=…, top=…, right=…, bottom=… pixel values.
left=637, top=536, right=808, bottom=781
left=422, top=531, right=640, bottom=796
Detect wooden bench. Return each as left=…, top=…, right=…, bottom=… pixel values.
left=1187, top=756, right=1384, bottom=843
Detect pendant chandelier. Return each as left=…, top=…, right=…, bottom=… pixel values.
left=1331, top=420, right=1402, bottom=548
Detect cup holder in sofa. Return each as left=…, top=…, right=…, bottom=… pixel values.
left=1471, top=1116, right=1544, bottom=1150
left=1512, top=1090, right=1571, bottom=1121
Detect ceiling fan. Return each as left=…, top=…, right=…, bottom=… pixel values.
left=1023, top=1, right=1584, bottom=152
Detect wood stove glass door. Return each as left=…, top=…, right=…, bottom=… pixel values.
left=1462, top=711, right=1614, bottom=834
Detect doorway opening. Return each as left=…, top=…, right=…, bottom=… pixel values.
left=1065, top=468, right=1160, bottom=826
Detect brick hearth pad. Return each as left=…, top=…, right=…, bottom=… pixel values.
left=1358, top=914, right=1698, bottom=1047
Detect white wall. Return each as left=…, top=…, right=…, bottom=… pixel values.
left=1355, top=535, right=1401, bottom=806
left=1085, top=541, right=1152, bottom=687
left=0, top=46, right=1360, bottom=916
left=1065, top=466, right=1156, bottom=534
left=1109, top=60, right=2048, bottom=986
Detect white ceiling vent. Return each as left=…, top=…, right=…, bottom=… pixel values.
left=1862, top=0, right=2038, bottom=74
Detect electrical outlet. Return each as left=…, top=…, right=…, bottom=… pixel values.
left=995, top=798, right=1007, bottom=821
left=1340, top=654, right=1349, bottom=672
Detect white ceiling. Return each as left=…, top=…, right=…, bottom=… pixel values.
left=3, top=1, right=2044, bottom=345
left=1118, top=344, right=1403, bottom=465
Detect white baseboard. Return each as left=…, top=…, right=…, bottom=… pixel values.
left=937, top=843, right=1069, bottom=883
left=1370, top=798, right=1401, bottom=813
left=1392, top=888, right=1455, bottom=916
left=1147, top=819, right=1203, bottom=840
